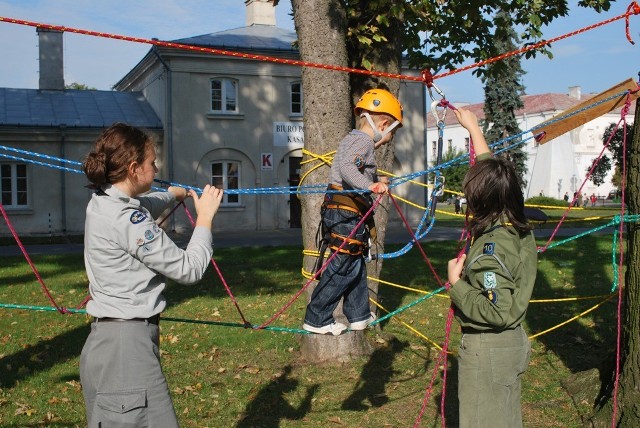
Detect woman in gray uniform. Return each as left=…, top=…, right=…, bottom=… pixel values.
left=80, top=123, right=223, bottom=427
left=447, top=109, right=537, bottom=428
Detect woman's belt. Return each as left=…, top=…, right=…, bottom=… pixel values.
left=95, top=314, right=160, bottom=325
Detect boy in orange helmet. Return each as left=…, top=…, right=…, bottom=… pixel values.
left=303, top=88, right=403, bottom=335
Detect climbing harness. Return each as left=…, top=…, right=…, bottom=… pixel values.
left=312, top=184, right=377, bottom=276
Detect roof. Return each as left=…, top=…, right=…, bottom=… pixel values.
left=427, top=92, right=635, bottom=128
left=172, top=24, right=297, bottom=54
left=0, top=88, right=163, bottom=128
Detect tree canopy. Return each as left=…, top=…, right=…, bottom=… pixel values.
left=341, top=0, right=614, bottom=77
left=587, top=122, right=632, bottom=188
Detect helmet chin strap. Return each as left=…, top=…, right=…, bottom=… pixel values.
left=361, top=112, right=400, bottom=143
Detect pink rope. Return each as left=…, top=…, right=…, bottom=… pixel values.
left=179, top=202, right=252, bottom=327
left=0, top=203, right=82, bottom=313
left=389, top=193, right=444, bottom=287
left=256, top=193, right=385, bottom=330
left=417, top=112, right=474, bottom=426
left=537, top=117, right=626, bottom=253
left=610, top=91, right=633, bottom=426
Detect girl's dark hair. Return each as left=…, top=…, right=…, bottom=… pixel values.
left=463, top=156, right=531, bottom=239
left=83, top=123, right=153, bottom=187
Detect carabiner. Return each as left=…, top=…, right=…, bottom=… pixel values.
left=431, top=99, right=447, bottom=126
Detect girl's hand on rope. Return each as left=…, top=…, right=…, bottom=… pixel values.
left=447, top=254, right=466, bottom=286
left=369, top=181, right=388, bottom=194
left=190, top=185, right=224, bottom=229
left=168, top=186, right=189, bottom=202
left=453, top=108, right=490, bottom=156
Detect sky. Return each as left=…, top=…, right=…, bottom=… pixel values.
left=0, top=0, right=638, bottom=104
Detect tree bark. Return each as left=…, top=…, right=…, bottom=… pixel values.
left=584, top=98, right=640, bottom=427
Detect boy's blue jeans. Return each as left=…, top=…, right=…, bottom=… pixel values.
left=304, top=208, right=371, bottom=328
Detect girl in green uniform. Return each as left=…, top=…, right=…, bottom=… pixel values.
left=447, top=109, right=537, bottom=428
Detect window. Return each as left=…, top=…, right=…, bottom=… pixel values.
left=431, top=141, right=437, bottom=159
left=210, top=78, right=238, bottom=113
left=1, top=163, right=28, bottom=207
left=464, top=137, right=470, bottom=152
left=291, top=82, right=303, bottom=115
left=211, top=161, right=240, bottom=205
left=448, top=139, right=453, bottom=151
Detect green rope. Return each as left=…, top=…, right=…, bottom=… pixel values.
left=364, top=286, right=446, bottom=329
left=3, top=216, right=640, bottom=333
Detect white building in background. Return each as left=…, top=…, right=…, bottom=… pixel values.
left=114, top=0, right=427, bottom=233
left=426, top=86, right=635, bottom=200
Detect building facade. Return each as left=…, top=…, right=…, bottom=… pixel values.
left=114, top=0, right=427, bottom=233
left=426, top=86, right=635, bottom=200
left=0, top=29, right=162, bottom=237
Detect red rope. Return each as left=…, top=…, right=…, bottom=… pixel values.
left=432, top=3, right=640, bottom=81
left=179, top=202, right=252, bottom=327
left=1, top=5, right=637, bottom=86
left=0, top=203, right=87, bottom=313
left=0, top=16, right=418, bottom=83
left=255, top=193, right=385, bottom=330
left=610, top=91, right=632, bottom=427
left=537, top=96, right=634, bottom=252
left=387, top=194, right=458, bottom=427
left=626, top=1, right=640, bottom=44
left=388, top=193, right=444, bottom=287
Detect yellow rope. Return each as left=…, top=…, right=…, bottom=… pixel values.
left=530, top=294, right=614, bottom=303
left=297, top=148, right=335, bottom=192
left=296, top=149, right=619, bottom=341
left=375, top=277, right=449, bottom=299
left=528, top=294, right=616, bottom=340
left=369, top=298, right=451, bottom=353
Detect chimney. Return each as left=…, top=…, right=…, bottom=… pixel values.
left=245, top=0, right=276, bottom=26
left=37, top=27, right=64, bottom=90
left=568, top=86, right=581, bottom=100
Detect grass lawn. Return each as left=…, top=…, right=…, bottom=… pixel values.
left=0, top=232, right=620, bottom=427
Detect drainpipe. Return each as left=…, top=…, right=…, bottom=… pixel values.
left=152, top=45, right=175, bottom=229
left=59, top=124, right=67, bottom=233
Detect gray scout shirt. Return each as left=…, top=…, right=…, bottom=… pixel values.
left=84, top=184, right=213, bottom=319
left=329, top=130, right=378, bottom=191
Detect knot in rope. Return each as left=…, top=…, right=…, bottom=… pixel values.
left=421, top=68, right=435, bottom=88
left=437, top=99, right=457, bottom=111
left=620, top=93, right=633, bottom=117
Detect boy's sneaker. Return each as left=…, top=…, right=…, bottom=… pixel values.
left=350, top=313, right=376, bottom=331
left=302, top=322, right=347, bottom=336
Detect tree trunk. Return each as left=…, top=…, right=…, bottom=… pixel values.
left=584, top=98, right=640, bottom=427
left=291, top=0, right=372, bottom=363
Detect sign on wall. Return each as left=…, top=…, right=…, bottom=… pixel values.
left=273, top=122, right=304, bottom=148
left=261, top=153, right=273, bottom=170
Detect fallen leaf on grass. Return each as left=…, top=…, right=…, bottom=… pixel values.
left=66, top=380, right=82, bottom=391
left=328, top=416, right=343, bottom=424
left=14, top=402, right=35, bottom=416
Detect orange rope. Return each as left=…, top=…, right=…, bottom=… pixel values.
left=1, top=4, right=638, bottom=84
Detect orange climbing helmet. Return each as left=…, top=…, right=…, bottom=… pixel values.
left=355, top=88, right=403, bottom=127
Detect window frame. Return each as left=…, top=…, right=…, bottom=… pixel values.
left=210, top=77, right=239, bottom=114
left=290, top=81, right=303, bottom=116
left=210, top=160, right=241, bottom=206
left=0, top=162, right=29, bottom=208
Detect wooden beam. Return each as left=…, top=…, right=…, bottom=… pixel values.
left=532, top=78, right=640, bottom=145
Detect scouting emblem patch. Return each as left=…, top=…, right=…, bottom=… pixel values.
left=486, top=289, right=498, bottom=304
left=130, top=210, right=147, bottom=224
left=483, top=242, right=495, bottom=255
left=483, top=271, right=497, bottom=289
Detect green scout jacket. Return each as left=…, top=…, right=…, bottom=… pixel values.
left=449, top=224, right=537, bottom=331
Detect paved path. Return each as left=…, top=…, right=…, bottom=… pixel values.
left=0, top=224, right=617, bottom=257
